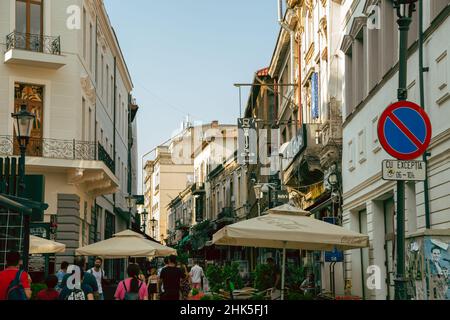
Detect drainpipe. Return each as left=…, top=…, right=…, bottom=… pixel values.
left=418, top=0, right=431, bottom=230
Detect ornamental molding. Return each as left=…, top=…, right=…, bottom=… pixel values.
left=340, top=34, right=353, bottom=53
left=349, top=16, right=367, bottom=39
left=80, top=75, right=96, bottom=104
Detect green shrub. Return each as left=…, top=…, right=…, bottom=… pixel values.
left=205, top=263, right=243, bottom=294
left=253, top=264, right=273, bottom=291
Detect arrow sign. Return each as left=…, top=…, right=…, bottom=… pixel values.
left=378, top=101, right=432, bottom=161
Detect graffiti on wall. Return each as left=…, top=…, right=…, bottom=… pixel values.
left=425, top=239, right=450, bottom=300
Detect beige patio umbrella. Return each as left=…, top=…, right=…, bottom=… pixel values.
left=75, top=230, right=177, bottom=259
left=212, top=204, right=369, bottom=299
left=30, top=235, right=66, bottom=254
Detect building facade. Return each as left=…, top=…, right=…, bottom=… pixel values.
left=340, top=0, right=450, bottom=300
left=0, top=0, right=139, bottom=273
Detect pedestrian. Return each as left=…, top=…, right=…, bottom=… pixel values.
left=157, top=256, right=169, bottom=295
left=189, top=260, right=205, bottom=291
left=87, top=257, right=107, bottom=300
left=36, top=275, right=59, bottom=301
left=0, top=252, right=32, bottom=300
left=159, top=255, right=185, bottom=300
left=179, top=264, right=191, bottom=300
left=59, top=256, right=97, bottom=300
left=147, top=267, right=159, bottom=300
left=114, top=264, right=148, bottom=300
left=56, top=261, right=69, bottom=290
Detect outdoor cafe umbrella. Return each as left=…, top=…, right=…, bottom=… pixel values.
left=212, top=204, right=369, bottom=300
left=75, top=230, right=177, bottom=259
left=30, top=235, right=66, bottom=254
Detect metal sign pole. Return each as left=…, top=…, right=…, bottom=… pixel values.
left=394, top=1, right=414, bottom=301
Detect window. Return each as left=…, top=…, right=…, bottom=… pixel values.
left=344, top=47, right=353, bottom=118
left=83, top=7, right=86, bottom=59
left=90, top=23, right=94, bottom=72
left=353, top=28, right=366, bottom=106
left=358, top=130, right=367, bottom=164
left=15, top=0, right=43, bottom=51
left=101, top=55, right=104, bottom=97
left=106, top=65, right=109, bottom=108
left=82, top=97, right=86, bottom=141
left=348, top=139, right=356, bottom=172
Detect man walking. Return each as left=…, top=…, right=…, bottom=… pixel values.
left=159, top=255, right=185, bottom=300
left=0, top=252, right=32, bottom=300
left=56, top=261, right=69, bottom=290
left=87, top=257, right=107, bottom=300
left=189, top=260, right=204, bottom=291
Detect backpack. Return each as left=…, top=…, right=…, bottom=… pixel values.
left=6, top=270, right=27, bottom=301
left=122, top=280, right=142, bottom=301
left=66, top=288, right=86, bottom=301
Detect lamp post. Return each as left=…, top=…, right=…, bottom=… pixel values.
left=125, top=194, right=136, bottom=230
left=150, top=217, right=157, bottom=239
left=11, top=104, right=36, bottom=271
left=393, top=0, right=417, bottom=301
left=141, top=210, right=148, bottom=234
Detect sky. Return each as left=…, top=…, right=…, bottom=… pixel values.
left=104, top=0, right=280, bottom=192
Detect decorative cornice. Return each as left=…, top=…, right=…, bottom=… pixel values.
left=305, top=42, right=315, bottom=65
left=349, top=16, right=367, bottom=38
left=340, top=34, right=353, bottom=53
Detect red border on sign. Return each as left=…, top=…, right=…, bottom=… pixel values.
left=378, top=101, right=432, bottom=161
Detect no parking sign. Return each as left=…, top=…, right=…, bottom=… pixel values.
left=378, top=101, right=432, bottom=161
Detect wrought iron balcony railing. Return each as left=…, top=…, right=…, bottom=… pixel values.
left=6, top=31, right=61, bottom=55
left=97, top=143, right=115, bottom=173
left=0, top=136, right=95, bottom=160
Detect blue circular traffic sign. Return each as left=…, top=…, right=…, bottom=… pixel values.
left=378, top=101, right=432, bottom=161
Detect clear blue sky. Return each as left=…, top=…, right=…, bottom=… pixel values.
left=104, top=0, right=280, bottom=191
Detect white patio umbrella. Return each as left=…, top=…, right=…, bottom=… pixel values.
left=75, top=230, right=177, bottom=259
left=212, top=204, right=369, bottom=300
left=30, top=235, right=66, bottom=254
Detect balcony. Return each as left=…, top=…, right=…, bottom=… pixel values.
left=5, top=31, right=66, bottom=69
left=0, top=136, right=118, bottom=197
left=281, top=124, right=324, bottom=188
left=0, top=136, right=95, bottom=160
left=97, top=143, right=115, bottom=173
left=216, top=207, right=235, bottom=226
left=191, top=182, right=205, bottom=195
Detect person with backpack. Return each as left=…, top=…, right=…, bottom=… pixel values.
left=86, top=257, right=107, bottom=300
left=0, top=252, right=31, bottom=300
left=58, top=256, right=95, bottom=301
left=114, top=264, right=148, bottom=301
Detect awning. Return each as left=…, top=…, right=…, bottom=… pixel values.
left=213, top=204, right=369, bottom=251
left=30, top=235, right=65, bottom=254
left=76, top=230, right=176, bottom=259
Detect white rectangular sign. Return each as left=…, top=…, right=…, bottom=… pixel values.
left=382, top=160, right=426, bottom=181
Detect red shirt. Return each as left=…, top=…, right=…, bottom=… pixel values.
left=0, top=268, right=31, bottom=300
left=37, top=289, right=59, bottom=301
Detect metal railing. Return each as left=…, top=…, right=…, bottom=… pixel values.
left=0, top=136, right=95, bottom=161
left=97, top=143, right=115, bottom=173
left=6, top=31, right=61, bottom=55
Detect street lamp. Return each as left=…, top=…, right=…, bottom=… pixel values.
left=393, top=0, right=417, bottom=301
left=125, top=194, right=136, bottom=230
left=11, top=104, right=36, bottom=271
left=150, top=217, right=157, bottom=239
left=141, top=210, right=148, bottom=234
